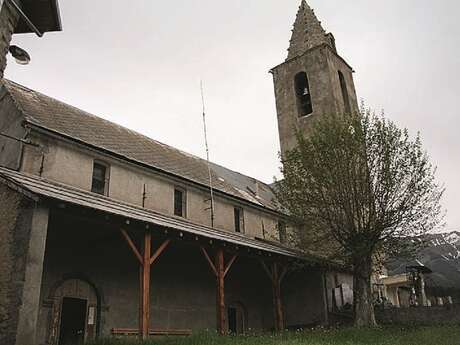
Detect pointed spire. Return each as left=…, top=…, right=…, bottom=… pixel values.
left=287, top=0, right=334, bottom=60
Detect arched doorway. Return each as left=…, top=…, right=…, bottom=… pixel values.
left=227, top=302, right=247, bottom=334
left=47, top=278, right=99, bottom=345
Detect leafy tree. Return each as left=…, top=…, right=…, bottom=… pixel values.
left=275, top=110, right=444, bottom=327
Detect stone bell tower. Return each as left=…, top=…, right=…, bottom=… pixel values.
left=271, top=0, right=359, bottom=155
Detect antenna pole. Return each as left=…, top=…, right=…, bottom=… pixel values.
left=201, top=81, right=215, bottom=227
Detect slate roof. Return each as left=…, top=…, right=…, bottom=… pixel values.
left=287, top=0, right=331, bottom=60
left=2, top=80, right=278, bottom=212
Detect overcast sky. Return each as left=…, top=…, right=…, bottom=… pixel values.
left=6, top=0, right=459, bottom=231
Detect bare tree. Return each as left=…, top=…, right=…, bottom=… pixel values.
left=275, top=110, right=444, bottom=327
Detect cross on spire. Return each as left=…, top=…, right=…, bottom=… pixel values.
left=287, top=0, right=334, bottom=60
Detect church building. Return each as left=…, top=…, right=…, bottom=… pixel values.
left=0, top=1, right=358, bottom=345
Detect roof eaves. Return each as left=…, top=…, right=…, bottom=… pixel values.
left=270, top=43, right=355, bottom=73
left=0, top=167, right=301, bottom=258
left=0, top=172, right=39, bottom=201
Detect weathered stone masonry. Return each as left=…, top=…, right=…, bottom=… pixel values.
left=0, top=183, right=35, bottom=345
left=0, top=1, right=19, bottom=78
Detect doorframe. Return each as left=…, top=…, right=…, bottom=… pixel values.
left=58, top=297, right=88, bottom=345
left=44, top=274, right=103, bottom=345
left=227, top=301, right=247, bottom=335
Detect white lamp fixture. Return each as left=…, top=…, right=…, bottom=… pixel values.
left=9, top=45, right=31, bottom=65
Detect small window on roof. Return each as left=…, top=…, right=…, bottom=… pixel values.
left=174, top=187, right=187, bottom=218
left=234, top=207, right=244, bottom=233
left=91, top=161, right=109, bottom=196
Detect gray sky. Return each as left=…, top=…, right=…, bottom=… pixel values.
left=6, top=0, right=459, bottom=231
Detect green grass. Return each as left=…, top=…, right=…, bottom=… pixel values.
left=88, top=326, right=460, bottom=345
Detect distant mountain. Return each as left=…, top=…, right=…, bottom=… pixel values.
left=386, top=231, right=460, bottom=294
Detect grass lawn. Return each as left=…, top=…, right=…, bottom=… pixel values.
left=89, top=326, right=460, bottom=345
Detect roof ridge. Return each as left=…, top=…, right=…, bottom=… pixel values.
left=2, top=79, right=278, bottom=211
left=4, top=79, right=205, bottom=159
left=4, top=80, right=230, bottom=168
left=287, top=0, right=332, bottom=60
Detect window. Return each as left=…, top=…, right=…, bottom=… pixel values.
left=91, top=161, right=109, bottom=195
left=234, top=207, right=244, bottom=233
left=278, top=221, right=287, bottom=244
left=294, top=72, right=313, bottom=117
left=174, top=187, right=186, bottom=217
left=338, top=71, right=351, bottom=114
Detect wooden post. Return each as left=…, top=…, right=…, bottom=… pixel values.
left=141, top=230, right=151, bottom=339
left=321, top=271, right=330, bottom=325
left=260, top=260, right=286, bottom=332
left=120, top=229, right=170, bottom=340
left=139, top=266, right=144, bottom=336
left=201, top=247, right=237, bottom=336
left=216, top=248, right=225, bottom=335
left=272, top=262, right=284, bottom=332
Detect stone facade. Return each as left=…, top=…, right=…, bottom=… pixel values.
left=376, top=305, right=460, bottom=326
left=287, top=1, right=335, bottom=60
left=15, top=130, right=282, bottom=241
left=0, top=84, right=25, bottom=169
left=0, top=1, right=19, bottom=78
left=271, top=1, right=359, bottom=155
left=0, top=183, right=37, bottom=345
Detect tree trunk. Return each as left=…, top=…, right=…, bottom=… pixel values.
left=353, top=256, right=376, bottom=327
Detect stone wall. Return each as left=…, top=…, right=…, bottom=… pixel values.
left=20, top=131, right=281, bottom=241
left=0, top=1, right=19, bottom=77
left=0, top=183, right=35, bottom=345
left=376, top=305, right=460, bottom=326
left=272, top=44, right=358, bottom=155
left=0, top=85, right=27, bottom=170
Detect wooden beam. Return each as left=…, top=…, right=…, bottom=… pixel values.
left=321, top=271, right=330, bottom=326
left=279, top=264, right=288, bottom=283
left=121, top=229, right=170, bottom=339
left=215, top=248, right=225, bottom=335
left=120, top=229, right=143, bottom=264
left=272, top=262, right=284, bottom=332
left=201, top=247, right=217, bottom=276
left=259, top=260, right=274, bottom=284
left=141, top=230, right=151, bottom=340
left=223, top=254, right=237, bottom=278
left=260, top=260, right=285, bottom=332
left=138, top=265, right=143, bottom=337
left=150, top=239, right=171, bottom=265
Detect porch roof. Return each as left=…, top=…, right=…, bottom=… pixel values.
left=0, top=167, right=307, bottom=259
left=14, top=0, right=62, bottom=34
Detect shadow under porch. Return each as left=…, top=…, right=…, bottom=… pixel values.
left=35, top=206, right=297, bottom=344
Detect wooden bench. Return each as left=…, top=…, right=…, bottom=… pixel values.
left=111, top=328, right=192, bottom=337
